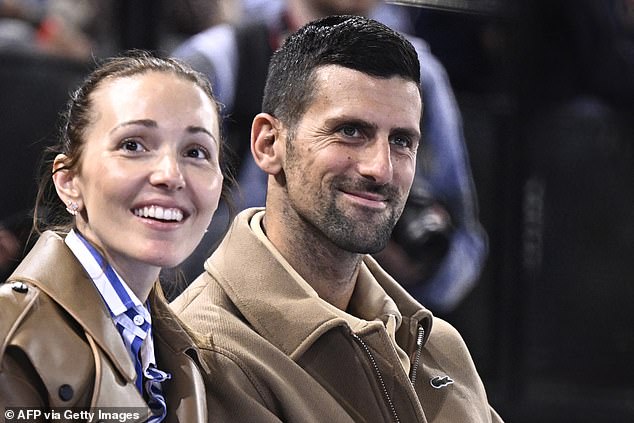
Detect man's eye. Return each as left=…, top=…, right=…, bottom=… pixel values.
left=390, top=136, right=411, bottom=148
left=340, top=125, right=360, bottom=137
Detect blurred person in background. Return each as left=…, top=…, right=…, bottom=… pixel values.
left=160, top=0, right=241, bottom=52
left=0, top=0, right=109, bottom=59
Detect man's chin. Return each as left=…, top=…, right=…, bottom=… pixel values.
left=330, top=226, right=392, bottom=255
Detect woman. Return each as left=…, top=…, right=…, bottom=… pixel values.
left=0, top=51, right=225, bottom=422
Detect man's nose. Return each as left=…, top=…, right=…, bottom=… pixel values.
left=357, top=139, right=393, bottom=184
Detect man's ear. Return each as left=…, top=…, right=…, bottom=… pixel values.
left=251, top=113, right=284, bottom=175
left=51, top=154, right=83, bottom=211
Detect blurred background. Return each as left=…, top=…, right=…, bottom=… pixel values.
left=1, top=0, right=633, bottom=421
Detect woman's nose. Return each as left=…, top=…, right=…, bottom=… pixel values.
left=149, top=153, right=185, bottom=190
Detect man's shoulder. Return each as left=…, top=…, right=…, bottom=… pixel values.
left=171, top=271, right=245, bottom=335
left=423, top=316, right=486, bottom=392
left=426, top=316, right=471, bottom=354
left=171, top=278, right=287, bottom=382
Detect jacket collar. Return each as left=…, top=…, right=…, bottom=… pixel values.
left=10, top=232, right=137, bottom=381
left=206, top=208, right=433, bottom=358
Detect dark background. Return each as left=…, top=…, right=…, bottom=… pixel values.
left=1, top=1, right=633, bottom=421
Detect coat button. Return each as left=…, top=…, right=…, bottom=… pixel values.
left=11, top=282, right=28, bottom=293
left=58, top=384, right=74, bottom=401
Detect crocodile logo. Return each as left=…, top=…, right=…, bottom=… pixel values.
left=430, top=375, right=454, bottom=389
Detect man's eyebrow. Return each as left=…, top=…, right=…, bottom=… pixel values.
left=325, top=117, right=421, bottom=140
left=392, top=127, right=421, bottom=141
left=324, top=116, right=377, bottom=130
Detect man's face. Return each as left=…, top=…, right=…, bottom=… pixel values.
left=280, top=65, right=422, bottom=254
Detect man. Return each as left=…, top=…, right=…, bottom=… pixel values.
left=173, top=15, right=502, bottom=422
left=173, top=0, right=487, bottom=312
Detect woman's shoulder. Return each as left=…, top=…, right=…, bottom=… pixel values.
left=0, top=279, right=97, bottom=407
left=0, top=280, right=42, bottom=354
left=0, top=279, right=92, bottom=360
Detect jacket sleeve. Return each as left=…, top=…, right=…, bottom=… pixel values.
left=0, top=349, right=47, bottom=408
left=419, top=318, right=504, bottom=422
left=0, top=280, right=97, bottom=411
left=490, top=405, right=505, bottom=422
left=0, top=281, right=46, bottom=408
left=200, top=348, right=284, bottom=423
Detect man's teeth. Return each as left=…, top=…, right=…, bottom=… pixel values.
left=134, top=206, right=184, bottom=222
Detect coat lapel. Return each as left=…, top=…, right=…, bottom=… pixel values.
left=10, top=232, right=137, bottom=383
left=150, top=289, right=207, bottom=423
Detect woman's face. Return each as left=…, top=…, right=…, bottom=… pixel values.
left=64, top=71, right=222, bottom=282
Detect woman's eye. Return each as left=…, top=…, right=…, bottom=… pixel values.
left=120, top=139, right=145, bottom=152
left=184, top=146, right=211, bottom=160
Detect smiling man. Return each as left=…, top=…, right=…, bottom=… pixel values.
left=173, top=15, right=502, bottom=422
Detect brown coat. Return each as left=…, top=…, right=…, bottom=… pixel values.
left=173, top=208, right=503, bottom=422
left=0, top=231, right=207, bottom=422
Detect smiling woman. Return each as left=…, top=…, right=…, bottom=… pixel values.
left=0, top=51, right=227, bottom=421
left=51, top=69, right=223, bottom=299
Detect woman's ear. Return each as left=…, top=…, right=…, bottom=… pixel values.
left=251, top=113, right=285, bottom=175
left=52, top=154, right=83, bottom=214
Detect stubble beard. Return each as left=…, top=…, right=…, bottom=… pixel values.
left=283, top=136, right=406, bottom=255
left=317, top=193, right=402, bottom=254
left=286, top=171, right=405, bottom=254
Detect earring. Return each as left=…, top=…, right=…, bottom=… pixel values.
left=66, top=200, right=79, bottom=216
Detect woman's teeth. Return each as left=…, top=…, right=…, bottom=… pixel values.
left=134, top=205, right=184, bottom=222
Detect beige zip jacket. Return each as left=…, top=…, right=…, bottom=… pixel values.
left=0, top=231, right=207, bottom=422
left=173, top=208, right=503, bottom=422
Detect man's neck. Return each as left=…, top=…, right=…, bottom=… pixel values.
left=262, top=212, right=362, bottom=311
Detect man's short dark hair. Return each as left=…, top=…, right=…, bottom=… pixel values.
left=262, top=15, right=421, bottom=132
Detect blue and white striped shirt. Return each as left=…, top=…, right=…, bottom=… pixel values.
left=65, top=229, right=171, bottom=422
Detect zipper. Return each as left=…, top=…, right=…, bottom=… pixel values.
left=409, top=325, right=425, bottom=385
left=351, top=333, right=401, bottom=423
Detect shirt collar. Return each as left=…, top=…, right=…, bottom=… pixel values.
left=65, top=229, right=158, bottom=372
left=65, top=229, right=148, bottom=320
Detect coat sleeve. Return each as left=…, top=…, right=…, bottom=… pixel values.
left=0, top=349, right=47, bottom=408
left=418, top=318, right=504, bottom=422
left=200, top=348, right=284, bottom=423
left=0, top=281, right=96, bottom=411
left=0, top=281, right=46, bottom=408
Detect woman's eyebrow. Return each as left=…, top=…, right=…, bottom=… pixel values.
left=109, top=119, right=157, bottom=134
left=109, top=120, right=217, bottom=142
